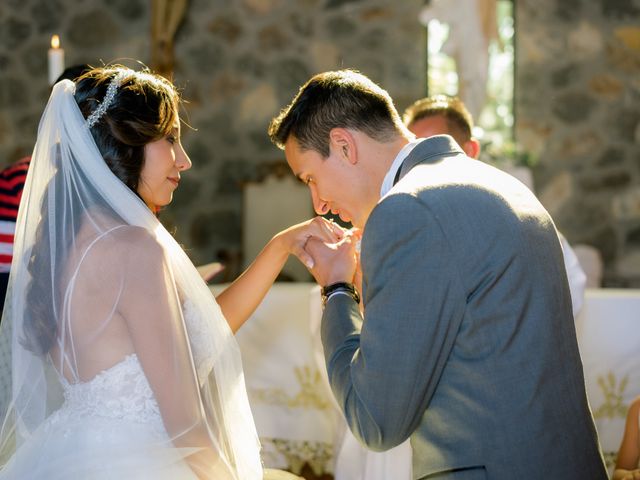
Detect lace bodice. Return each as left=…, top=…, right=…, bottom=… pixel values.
left=59, top=354, right=165, bottom=435
left=57, top=299, right=217, bottom=431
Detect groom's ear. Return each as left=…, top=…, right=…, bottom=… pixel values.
left=329, top=128, right=358, bottom=165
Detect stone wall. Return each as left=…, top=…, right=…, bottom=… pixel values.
left=0, top=0, right=425, bottom=276
left=2, top=0, right=640, bottom=285
left=515, top=0, right=640, bottom=286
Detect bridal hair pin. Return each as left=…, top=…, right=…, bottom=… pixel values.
left=85, top=70, right=129, bottom=128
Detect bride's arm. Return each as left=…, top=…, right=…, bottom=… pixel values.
left=614, top=397, right=640, bottom=479
left=216, top=217, right=345, bottom=332
left=119, top=228, right=232, bottom=479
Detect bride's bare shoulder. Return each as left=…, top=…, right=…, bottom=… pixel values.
left=105, top=225, right=157, bottom=242
left=86, top=225, right=164, bottom=263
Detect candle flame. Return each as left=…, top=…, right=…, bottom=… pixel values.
left=51, top=35, right=60, bottom=49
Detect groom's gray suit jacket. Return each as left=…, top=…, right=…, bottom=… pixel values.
left=321, top=136, right=607, bottom=479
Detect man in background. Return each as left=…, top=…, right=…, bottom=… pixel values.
left=403, top=94, right=587, bottom=317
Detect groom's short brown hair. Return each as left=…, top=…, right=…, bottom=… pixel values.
left=268, top=70, right=405, bottom=157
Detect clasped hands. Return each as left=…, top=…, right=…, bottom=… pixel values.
left=281, top=216, right=360, bottom=289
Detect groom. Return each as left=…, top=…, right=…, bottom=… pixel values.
left=268, top=70, right=607, bottom=478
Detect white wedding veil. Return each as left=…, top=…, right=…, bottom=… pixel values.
left=0, top=72, right=261, bottom=478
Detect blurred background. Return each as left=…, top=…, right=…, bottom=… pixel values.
left=1, top=0, right=639, bottom=286
left=2, top=1, right=640, bottom=476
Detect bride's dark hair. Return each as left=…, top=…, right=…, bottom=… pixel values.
left=75, top=66, right=180, bottom=193
left=23, top=66, right=181, bottom=355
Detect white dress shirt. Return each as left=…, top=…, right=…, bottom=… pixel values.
left=380, top=139, right=422, bottom=198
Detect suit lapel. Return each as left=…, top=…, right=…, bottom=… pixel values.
left=393, top=135, right=465, bottom=186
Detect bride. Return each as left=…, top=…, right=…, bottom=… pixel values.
left=0, top=66, right=341, bottom=479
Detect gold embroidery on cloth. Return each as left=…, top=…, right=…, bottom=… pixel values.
left=249, top=365, right=331, bottom=409
left=593, top=371, right=628, bottom=419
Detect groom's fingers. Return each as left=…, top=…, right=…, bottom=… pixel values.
left=292, top=238, right=315, bottom=269
left=324, top=218, right=346, bottom=241
left=313, top=216, right=346, bottom=241
left=303, top=237, right=333, bottom=266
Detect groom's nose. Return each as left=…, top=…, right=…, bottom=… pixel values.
left=310, top=186, right=329, bottom=215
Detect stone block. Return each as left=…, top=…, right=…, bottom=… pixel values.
left=108, top=0, right=145, bottom=20
left=234, top=54, right=266, bottom=78
left=208, top=15, right=244, bottom=44
left=208, top=72, right=245, bottom=103
left=560, top=196, right=613, bottom=237
left=186, top=41, right=225, bottom=75
left=579, top=168, right=631, bottom=192
left=596, top=147, right=626, bottom=167
left=21, top=43, right=47, bottom=77
left=360, top=7, right=394, bottom=21
left=258, top=25, right=289, bottom=52
left=288, top=13, right=314, bottom=38
left=0, top=114, right=8, bottom=145
left=0, top=16, right=31, bottom=50
left=242, top=0, right=284, bottom=15
left=556, top=0, right=583, bottom=21
left=215, top=159, right=258, bottom=195
left=627, top=225, right=640, bottom=246
left=615, top=250, right=640, bottom=278
left=239, top=83, right=278, bottom=127
left=0, top=77, right=27, bottom=109
left=272, top=59, right=310, bottom=97
left=606, top=40, right=640, bottom=73
left=189, top=209, right=241, bottom=249
left=326, top=0, right=363, bottom=9
left=602, top=0, right=640, bottom=19
left=551, top=63, right=581, bottom=88
left=613, top=187, right=640, bottom=221
left=515, top=120, right=551, bottom=158
left=568, top=21, right=604, bottom=59
left=575, top=226, right=618, bottom=264
left=614, top=26, right=640, bottom=52
left=518, top=30, right=563, bottom=64
left=589, top=74, right=624, bottom=100
left=324, top=15, right=357, bottom=39
left=539, top=171, right=573, bottom=218
left=310, top=42, right=340, bottom=72
left=0, top=54, right=10, bottom=71
left=68, top=10, right=120, bottom=48
left=613, top=109, right=640, bottom=142
left=30, top=0, right=64, bottom=33
left=558, top=130, right=602, bottom=159
left=552, top=92, right=596, bottom=123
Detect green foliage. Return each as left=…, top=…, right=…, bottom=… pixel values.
left=479, top=138, right=538, bottom=168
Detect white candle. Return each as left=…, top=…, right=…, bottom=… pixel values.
left=48, top=35, right=65, bottom=85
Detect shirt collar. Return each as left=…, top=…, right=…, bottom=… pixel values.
left=380, top=138, right=423, bottom=197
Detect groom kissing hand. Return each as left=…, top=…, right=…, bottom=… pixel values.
left=268, top=70, right=607, bottom=479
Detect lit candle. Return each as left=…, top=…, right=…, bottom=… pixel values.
left=48, top=35, right=65, bottom=85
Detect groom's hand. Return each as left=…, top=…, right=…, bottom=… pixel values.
left=278, top=216, right=346, bottom=270
left=304, top=234, right=357, bottom=286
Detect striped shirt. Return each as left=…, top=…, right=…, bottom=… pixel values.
left=0, top=157, right=30, bottom=273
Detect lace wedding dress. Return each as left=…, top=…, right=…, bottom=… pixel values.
left=0, top=78, right=262, bottom=479
left=3, top=356, right=197, bottom=479
left=0, top=229, right=225, bottom=479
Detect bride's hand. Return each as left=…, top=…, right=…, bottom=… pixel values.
left=613, top=469, right=640, bottom=480
left=273, top=216, right=347, bottom=269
